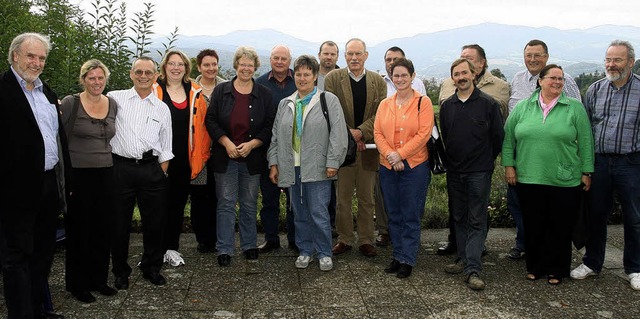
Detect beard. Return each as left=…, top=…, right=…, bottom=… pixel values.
left=606, top=66, right=630, bottom=82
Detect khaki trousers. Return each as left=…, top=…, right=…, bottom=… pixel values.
left=335, top=154, right=376, bottom=246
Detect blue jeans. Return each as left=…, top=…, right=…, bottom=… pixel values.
left=259, top=170, right=294, bottom=244
left=289, top=167, right=333, bottom=259
left=507, top=184, right=525, bottom=250
left=379, top=161, right=430, bottom=266
left=447, top=171, right=492, bottom=275
left=214, top=161, right=260, bottom=255
left=583, top=152, right=640, bottom=274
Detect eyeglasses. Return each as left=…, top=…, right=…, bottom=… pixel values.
left=167, top=61, right=185, bottom=68
left=346, top=51, right=364, bottom=57
left=525, top=53, right=547, bottom=60
left=543, top=76, right=564, bottom=82
left=392, top=74, right=411, bottom=79
left=605, top=58, right=626, bottom=64
left=239, top=63, right=255, bottom=69
left=20, top=52, right=46, bottom=63
left=133, top=70, right=155, bottom=76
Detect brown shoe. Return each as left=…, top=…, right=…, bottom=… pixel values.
left=375, top=234, right=390, bottom=247
left=359, top=244, right=377, bottom=257
left=332, top=242, right=352, bottom=255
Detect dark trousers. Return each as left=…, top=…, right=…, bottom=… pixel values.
left=164, top=164, right=190, bottom=251
left=517, top=183, right=580, bottom=278
left=447, top=171, right=492, bottom=275
left=190, top=170, right=217, bottom=247
left=259, top=170, right=294, bottom=244
left=329, top=181, right=337, bottom=228
left=65, top=167, right=115, bottom=293
left=0, top=169, right=59, bottom=319
left=111, top=158, right=168, bottom=277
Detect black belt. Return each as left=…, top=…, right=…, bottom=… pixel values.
left=113, top=153, right=158, bottom=165
left=599, top=152, right=639, bottom=158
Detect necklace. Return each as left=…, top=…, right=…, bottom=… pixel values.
left=396, top=95, right=411, bottom=108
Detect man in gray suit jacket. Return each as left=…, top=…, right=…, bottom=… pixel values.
left=324, top=38, right=387, bottom=258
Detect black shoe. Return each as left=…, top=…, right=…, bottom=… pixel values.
left=71, top=290, right=96, bottom=303
left=142, top=272, right=166, bottom=286
left=258, top=241, right=281, bottom=253
left=243, top=248, right=259, bottom=260
left=437, top=241, right=456, bottom=255
left=41, top=312, right=65, bottom=319
left=507, top=247, right=525, bottom=260
left=92, top=284, right=118, bottom=296
left=384, top=259, right=401, bottom=274
left=396, top=264, right=413, bottom=278
left=114, top=276, right=129, bottom=290
left=288, top=241, right=299, bottom=253
left=197, top=243, right=216, bottom=253
left=218, top=254, right=231, bottom=266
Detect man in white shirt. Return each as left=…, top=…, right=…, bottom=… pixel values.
left=108, top=57, right=173, bottom=290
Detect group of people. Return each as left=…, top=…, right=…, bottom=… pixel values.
left=0, top=31, right=638, bottom=319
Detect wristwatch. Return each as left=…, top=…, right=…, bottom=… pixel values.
left=582, top=173, right=592, bottom=177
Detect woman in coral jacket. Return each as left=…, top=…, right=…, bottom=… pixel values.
left=374, top=57, right=434, bottom=279
left=153, top=49, right=212, bottom=267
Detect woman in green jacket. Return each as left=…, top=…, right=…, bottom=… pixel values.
left=502, top=64, right=594, bottom=285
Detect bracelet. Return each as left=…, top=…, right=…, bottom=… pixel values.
left=582, top=173, right=592, bottom=177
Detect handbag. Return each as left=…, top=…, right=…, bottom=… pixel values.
left=418, top=96, right=447, bottom=174
left=320, top=92, right=357, bottom=167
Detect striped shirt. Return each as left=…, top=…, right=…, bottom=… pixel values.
left=585, top=74, right=640, bottom=154
left=508, top=69, right=581, bottom=112
left=107, top=88, right=174, bottom=163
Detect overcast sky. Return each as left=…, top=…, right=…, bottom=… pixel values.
left=72, top=0, right=639, bottom=46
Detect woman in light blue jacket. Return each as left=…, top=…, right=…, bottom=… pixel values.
left=267, top=55, right=347, bottom=271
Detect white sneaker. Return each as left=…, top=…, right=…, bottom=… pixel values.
left=163, top=250, right=185, bottom=267
left=570, top=263, right=597, bottom=279
left=295, top=255, right=313, bottom=269
left=630, top=273, right=640, bottom=290
left=319, top=257, right=333, bottom=271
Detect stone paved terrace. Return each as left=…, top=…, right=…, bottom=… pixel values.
left=1, top=226, right=639, bottom=318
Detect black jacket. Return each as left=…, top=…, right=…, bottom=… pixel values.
left=439, top=87, right=504, bottom=173
left=0, top=69, right=72, bottom=214
left=205, top=77, right=275, bottom=175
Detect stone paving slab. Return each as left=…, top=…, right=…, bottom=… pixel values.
left=1, top=226, right=639, bottom=318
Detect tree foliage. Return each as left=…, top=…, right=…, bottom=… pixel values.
left=490, top=68, right=507, bottom=82
left=422, top=77, right=442, bottom=106
left=0, top=0, right=176, bottom=96
left=575, top=70, right=605, bottom=98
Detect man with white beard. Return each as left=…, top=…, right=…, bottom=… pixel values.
left=571, top=40, right=640, bottom=291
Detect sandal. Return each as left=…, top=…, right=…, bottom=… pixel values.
left=547, top=275, right=562, bottom=285
left=526, top=273, right=538, bottom=281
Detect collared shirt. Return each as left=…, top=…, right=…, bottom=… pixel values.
left=11, top=66, right=59, bottom=170
left=585, top=74, right=640, bottom=154
left=538, top=93, right=560, bottom=120
left=382, top=74, right=426, bottom=97
left=348, top=68, right=367, bottom=82
left=509, top=69, right=581, bottom=112
left=108, top=87, right=174, bottom=163
left=267, top=69, right=294, bottom=89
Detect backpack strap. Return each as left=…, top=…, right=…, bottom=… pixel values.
left=64, top=94, right=81, bottom=142
left=320, top=91, right=331, bottom=133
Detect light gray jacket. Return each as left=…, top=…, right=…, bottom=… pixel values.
left=268, top=90, right=348, bottom=187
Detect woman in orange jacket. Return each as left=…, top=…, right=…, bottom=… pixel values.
left=154, top=49, right=212, bottom=266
